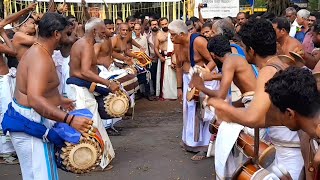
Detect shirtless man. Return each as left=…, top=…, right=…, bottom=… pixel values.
left=69, top=18, right=118, bottom=169
left=0, top=3, right=37, bottom=164
left=112, top=23, right=138, bottom=64
left=9, top=13, right=92, bottom=180
left=154, top=17, right=177, bottom=99
left=272, top=17, right=304, bottom=60
left=12, top=14, right=37, bottom=61
left=168, top=20, right=218, bottom=160
left=190, top=35, right=256, bottom=101
left=265, top=67, right=320, bottom=180
left=94, top=19, right=114, bottom=68
left=190, top=34, right=259, bottom=179
left=208, top=18, right=304, bottom=179
left=155, top=17, right=169, bottom=63
left=70, top=17, right=119, bottom=91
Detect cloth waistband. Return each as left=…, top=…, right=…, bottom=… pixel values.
left=270, top=137, right=301, bottom=148
left=12, top=98, right=32, bottom=110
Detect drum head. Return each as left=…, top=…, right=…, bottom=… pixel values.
left=187, top=87, right=196, bottom=101
left=258, top=145, right=276, bottom=168
left=232, top=158, right=258, bottom=180
left=58, top=137, right=102, bottom=174
left=104, top=94, right=129, bottom=117
left=69, top=143, right=98, bottom=170
left=278, top=55, right=295, bottom=66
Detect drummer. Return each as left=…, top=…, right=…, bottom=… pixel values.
left=69, top=17, right=119, bottom=169
left=190, top=35, right=256, bottom=104
left=265, top=67, right=320, bottom=179
left=189, top=35, right=258, bottom=179
left=2, top=13, right=93, bottom=180
left=168, top=20, right=219, bottom=161
left=208, top=18, right=304, bottom=179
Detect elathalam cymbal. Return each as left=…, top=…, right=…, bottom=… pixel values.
left=278, top=55, right=295, bottom=66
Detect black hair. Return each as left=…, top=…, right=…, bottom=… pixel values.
left=126, top=16, right=136, bottom=23
left=18, top=14, right=34, bottom=24
left=38, top=12, right=68, bottom=38
left=186, top=20, right=194, bottom=26
left=202, top=21, right=212, bottom=29
left=213, top=17, right=223, bottom=20
left=238, top=18, right=276, bottom=58
left=66, top=15, right=76, bottom=21
left=207, top=35, right=231, bottom=57
left=190, top=16, right=200, bottom=22
left=265, top=67, right=320, bottom=118
left=159, top=17, right=168, bottom=23
left=261, top=12, right=276, bottom=21
left=314, top=22, right=320, bottom=34
left=149, top=19, right=158, bottom=26
left=272, top=17, right=290, bottom=33
left=237, top=12, right=248, bottom=19
left=104, top=19, right=114, bottom=25
left=116, top=17, right=123, bottom=22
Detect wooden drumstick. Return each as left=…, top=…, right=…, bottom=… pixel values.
left=253, top=128, right=260, bottom=165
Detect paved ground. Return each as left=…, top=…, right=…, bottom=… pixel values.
left=0, top=99, right=215, bottom=180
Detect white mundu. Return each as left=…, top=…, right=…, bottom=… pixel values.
left=67, top=84, right=115, bottom=169
left=182, top=67, right=220, bottom=150
left=162, top=33, right=177, bottom=99
left=0, top=68, right=16, bottom=157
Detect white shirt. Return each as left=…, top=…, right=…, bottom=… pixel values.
left=132, top=34, right=149, bottom=55
left=289, top=19, right=301, bottom=37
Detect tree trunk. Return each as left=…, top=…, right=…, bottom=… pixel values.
left=267, top=0, right=290, bottom=16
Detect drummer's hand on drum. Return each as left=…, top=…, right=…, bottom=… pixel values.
left=69, top=116, right=93, bottom=136
left=190, top=73, right=205, bottom=91
left=207, top=97, right=231, bottom=122
left=108, top=80, right=120, bottom=93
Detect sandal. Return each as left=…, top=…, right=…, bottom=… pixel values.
left=0, top=156, right=19, bottom=165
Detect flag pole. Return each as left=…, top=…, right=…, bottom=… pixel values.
left=251, top=0, right=255, bottom=14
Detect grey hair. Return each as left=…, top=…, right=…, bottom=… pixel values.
left=297, top=9, right=310, bottom=19
left=85, top=17, right=104, bottom=33
left=285, top=7, right=297, bottom=15
left=212, top=19, right=235, bottom=40
left=168, top=20, right=188, bottom=34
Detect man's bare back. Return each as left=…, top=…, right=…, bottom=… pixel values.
left=12, top=31, right=36, bottom=61
left=226, top=55, right=256, bottom=93
left=279, top=36, right=303, bottom=57
left=191, top=54, right=256, bottom=99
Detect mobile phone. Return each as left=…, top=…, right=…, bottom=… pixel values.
left=203, top=4, right=208, bottom=8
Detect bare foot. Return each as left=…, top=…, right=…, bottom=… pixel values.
left=191, top=151, right=207, bottom=161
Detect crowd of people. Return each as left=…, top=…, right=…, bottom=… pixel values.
left=0, top=1, right=320, bottom=180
